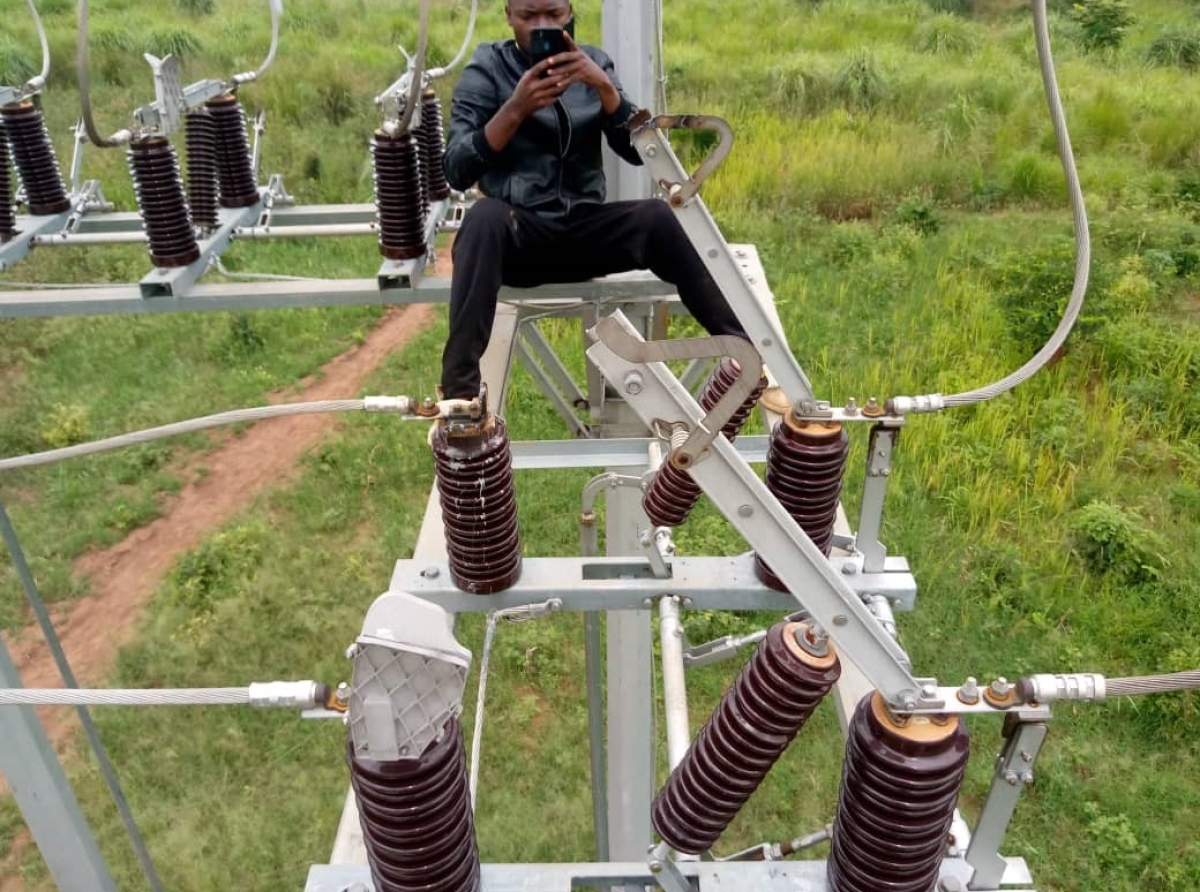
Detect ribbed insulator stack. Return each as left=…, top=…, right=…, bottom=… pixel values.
left=651, top=621, right=840, bottom=854
left=755, top=417, right=849, bottom=590
left=348, top=719, right=482, bottom=892
left=431, top=415, right=522, bottom=594
left=413, top=113, right=430, bottom=225
left=418, top=88, right=452, bottom=202
left=127, top=137, right=201, bottom=268
left=372, top=129, right=427, bottom=260
left=0, top=134, right=15, bottom=241
left=184, top=109, right=220, bottom=231
left=642, top=358, right=767, bottom=528
left=0, top=101, right=70, bottom=216
left=828, top=693, right=969, bottom=892
left=204, top=94, right=260, bottom=208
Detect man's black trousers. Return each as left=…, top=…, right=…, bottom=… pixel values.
left=440, top=197, right=748, bottom=400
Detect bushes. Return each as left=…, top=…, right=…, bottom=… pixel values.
left=989, top=240, right=1103, bottom=354
left=1147, top=28, right=1200, bottom=71
left=916, top=13, right=980, bottom=54
left=1071, top=0, right=1134, bottom=52
left=176, top=0, right=216, bottom=14
left=1096, top=315, right=1200, bottom=437
left=169, top=523, right=269, bottom=614
left=144, top=29, right=204, bottom=59
left=1069, top=500, right=1166, bottom=583
left=834, top=50, right=889, bottom=114
left=924, top=0, right=973, bottom=14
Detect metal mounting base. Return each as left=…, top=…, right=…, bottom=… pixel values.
left=304, top=859, right=1037, bottom=892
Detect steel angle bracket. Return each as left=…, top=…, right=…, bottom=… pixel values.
left=594, top=315, right=760, bottom=468
left=587, top=311, right=924, bottom=708
left=625, top=111, right=818, bottom=411
left=0, top=210, right=71, bottom=273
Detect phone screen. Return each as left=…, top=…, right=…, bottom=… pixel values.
left=529, top=27, right=569, bottom=65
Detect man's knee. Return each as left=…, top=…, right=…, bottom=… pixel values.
left=631, top=198, right=677, bottom=229
left=459, top=198, right=514, bottom=240
left=453, top=198, right=514, bottom=263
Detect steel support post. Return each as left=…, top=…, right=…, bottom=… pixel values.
left=602, top=0, right=656, bottom=201
left=966, top=707, right=1051, bottom=890
left=0, top=638, right=119, bottom=892
left=514, top=334, right=591, bottom=438
left=587, top=0, right=659, bottom=853
left=603, top=411, right=655, bottom=883
left=857, top=422, right=899, bottom=573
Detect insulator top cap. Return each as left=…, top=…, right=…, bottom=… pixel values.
left=783, top=413, right=843, bottom=437
left=871, top=690, right=960, bottom=743
left=782, top=621, right=839, bottom=669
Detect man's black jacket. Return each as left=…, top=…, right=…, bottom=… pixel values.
left=443, top=39, right=643, bottom=219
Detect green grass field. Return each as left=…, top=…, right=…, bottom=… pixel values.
left=2, top=0, right=1200, bottom=890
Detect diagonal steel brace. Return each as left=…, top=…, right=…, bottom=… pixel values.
left=588, top=311, right=924, bottom=709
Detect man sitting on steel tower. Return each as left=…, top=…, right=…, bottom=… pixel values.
left=438, top=0, right=747, bottom=407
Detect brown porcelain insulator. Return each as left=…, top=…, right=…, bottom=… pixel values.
left=412, top=110, right=429, bottom=224
left=431, top=415, right=522, bottom=594
left=651, top=621, right=840, bottom=854
left=0, top=133, right=15, bottom=241
left=372, top=130, right=427, bottom=261
left=418, top=89, right=452, bottom=201
left=204, top=94, right=260, bottom=208
left=828, top=693, right=969, bottom=892
left=0, top=101, right=70, bottom=215
left=641, top=358, right=767, bottom=528
left=755, top=417, right=849, bottom=589
left=184, top=109, right=219, bottom=230
left=347, top=719, right=482, bottom=892
left=127, top=137, right=201, bottom=268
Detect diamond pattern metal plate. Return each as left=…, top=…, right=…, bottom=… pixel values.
left=348, top=591, right=471, bottom=761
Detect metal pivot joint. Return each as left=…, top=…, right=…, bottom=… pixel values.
left=591, top=315, right=762, bottom=470
left=628, top=111, right=734, bottom=207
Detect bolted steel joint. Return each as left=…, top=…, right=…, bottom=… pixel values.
left=957, top=676, right=981, bottom=705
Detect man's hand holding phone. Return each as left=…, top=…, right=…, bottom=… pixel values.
left=533, top=29, right=622, bottom=114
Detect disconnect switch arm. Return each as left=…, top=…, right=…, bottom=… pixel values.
left=627, top=112, right=818, bottom=411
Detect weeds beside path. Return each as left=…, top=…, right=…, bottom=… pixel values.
left=0, top=302, right=435, bottom=760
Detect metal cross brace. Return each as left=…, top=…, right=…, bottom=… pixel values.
left=586, top=311, right=924, bottom=708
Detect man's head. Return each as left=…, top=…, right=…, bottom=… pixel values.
left=506, top=0, right=573, bottom=54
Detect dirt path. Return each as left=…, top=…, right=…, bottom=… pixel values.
left=3, top=301, right=433, bottom=731
left=0, top=300, right=437, bottom=892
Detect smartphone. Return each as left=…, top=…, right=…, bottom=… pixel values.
left=529, top=27, right=569, bottom=66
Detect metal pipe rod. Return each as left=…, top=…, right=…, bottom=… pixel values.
left=234, top=224, right=376, bottom=239
left=30, top=224, right=380, bottom=247
left=658, top=595, right=691, bottom=775
left=583, top=610, right=610, bottom=862
left=32, top=232, right=146, bottom=246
